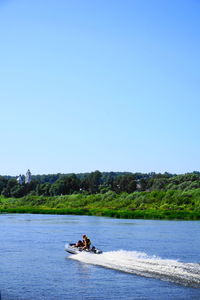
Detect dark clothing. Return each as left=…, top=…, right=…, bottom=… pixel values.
left=76, top=240, right=84, bottom=247
left=83, top=237, right=91, bottom=249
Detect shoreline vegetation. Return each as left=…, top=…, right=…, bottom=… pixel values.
left=0, top=189, right=200, bottom=220
left=0, top=171, right=200, bottom=220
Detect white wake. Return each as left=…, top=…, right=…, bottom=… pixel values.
left=70, top=250, right=200, bottom=287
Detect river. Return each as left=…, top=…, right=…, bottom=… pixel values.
left=0, top=214, right=200, bottom=299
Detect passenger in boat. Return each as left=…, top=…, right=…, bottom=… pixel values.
left=82, top=234, right=91, bottom=250
left=75, top=240, right=84, bottom=247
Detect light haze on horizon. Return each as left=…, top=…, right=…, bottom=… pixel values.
left=0, top=0, right=199, bottom=176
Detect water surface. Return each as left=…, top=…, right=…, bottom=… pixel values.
left=0, top=214, right=200, bottom=299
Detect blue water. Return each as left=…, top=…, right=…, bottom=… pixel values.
left=0, top=214, right=200, bottom=299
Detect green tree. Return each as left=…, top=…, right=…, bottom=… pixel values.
left=10, top=185, right=25, bottom=198
left=49, top=180, right=66, bottom=196
left=36, top=183, right=51, bottom=196
left=114, top=174, right=137, bottom=193
left=64, top=174, right=80, bottom=194
left=7, top=178, right=18, bottom=189
left=87, top=170, right=102, bottom=193
left=0, top=176, right=8, bottom=194
left=1, top=187, right=10, bottom=197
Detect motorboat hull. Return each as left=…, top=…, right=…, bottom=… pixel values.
left=65, top=243, right=102, bottom=255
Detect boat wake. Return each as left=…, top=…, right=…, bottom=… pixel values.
left=70, top=250, right=200, bottom=287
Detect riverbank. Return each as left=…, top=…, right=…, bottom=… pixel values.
left=0, top=207, right=200, bottom=220
left=0, top=189, right=200, bottom=220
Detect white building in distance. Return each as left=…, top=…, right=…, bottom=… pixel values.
left=17, top=175, right=23, bottom=185
left=25, top=169, right=32, bottom=184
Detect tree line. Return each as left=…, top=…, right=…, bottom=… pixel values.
left=0, top=171, right=200, bottom=198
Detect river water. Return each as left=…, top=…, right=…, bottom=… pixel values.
left=0, top=214, right=200, bottom=300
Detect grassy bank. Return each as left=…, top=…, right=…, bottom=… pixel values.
left=0, top=207, right=200, bottom=220
left=0, top=189, right=200, bottom=220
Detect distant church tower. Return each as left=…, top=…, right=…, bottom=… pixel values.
left=25, top=169, right=32, bottom=184
left=17, top=174, right=23, bottom=185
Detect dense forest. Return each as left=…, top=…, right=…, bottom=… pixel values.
left=0, top=171, right=200, bottom=198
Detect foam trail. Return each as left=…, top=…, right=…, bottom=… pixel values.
left=70, top=250, right=200, bottom=287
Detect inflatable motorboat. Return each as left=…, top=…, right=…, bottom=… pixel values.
left=65, top=243, right=103, bottom=254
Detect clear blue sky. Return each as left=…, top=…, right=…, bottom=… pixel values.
left=0, top=0, right=199, bottom=176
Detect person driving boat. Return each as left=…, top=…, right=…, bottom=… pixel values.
left=82, top=234, right=91, bottom=250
